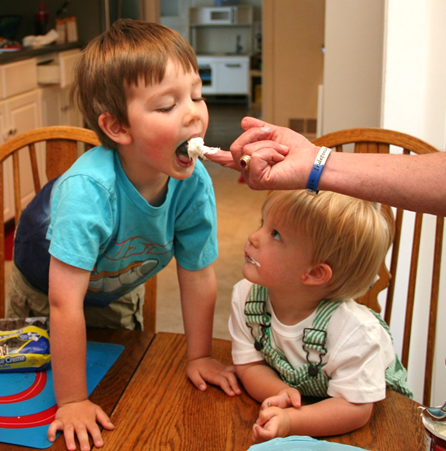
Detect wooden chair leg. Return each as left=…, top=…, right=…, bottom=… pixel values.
left=143, top=276, right=157, bottom=335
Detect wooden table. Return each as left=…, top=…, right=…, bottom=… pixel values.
left=1, top=331, right=425, bottom=450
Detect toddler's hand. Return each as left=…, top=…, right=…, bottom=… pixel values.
left=187, top=356, right=241, bottom=397
left=252, top=406, right=291, bottom=443
left=47, top=399, right=114, bottom=451
left=261, top=387, right=301, bottom=410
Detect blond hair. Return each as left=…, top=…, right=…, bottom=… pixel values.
left=71, top=19, right=199, bottom=149
left=263, top=190, right=394, bottom=301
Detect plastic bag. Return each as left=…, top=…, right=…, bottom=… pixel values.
left=0, top=319, right=50, bottom=372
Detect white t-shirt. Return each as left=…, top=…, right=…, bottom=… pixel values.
left=229, top=279, right=396, bottom=404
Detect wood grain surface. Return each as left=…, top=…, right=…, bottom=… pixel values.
left=0, top=331, right=425, bottom=450
left=97, top=333, right=425, bottom=451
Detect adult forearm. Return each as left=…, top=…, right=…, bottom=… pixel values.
left=227, top=117, right=446, bottom=216
left=319, top=151, right=446, bottom=216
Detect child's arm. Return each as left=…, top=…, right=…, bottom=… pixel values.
left=236, top=361, right=301, bottom=408
left=46, top=257, right=114, bottom=451
left=253, top=397, right=373, bottom=443
left=177, top=264, right=241, bottom=397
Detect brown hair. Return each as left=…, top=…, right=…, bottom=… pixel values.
left=263, top=190, right=395, bottom=301
left=71, top=19, right=199, bottom=149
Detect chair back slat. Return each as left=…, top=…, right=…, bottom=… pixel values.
left=423, top=216, right=444, bottom=405
left=313, top=127, right=443, bottom=406
left=12, top=152, right=21, bottom=226
left=46, top=139, right=79, bottom=182
left=401, top=213, right=423, bottom=368
left=384, top=207, right=404, bottom=325
left=28, top=143, right=41, bottom=195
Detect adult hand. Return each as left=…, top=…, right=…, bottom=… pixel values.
left=230, top=117, right=320, bottom=190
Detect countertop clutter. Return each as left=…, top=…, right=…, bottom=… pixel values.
left=0, top=41, right=80, bottom=65
left=0, top=1, right=80, bottom=64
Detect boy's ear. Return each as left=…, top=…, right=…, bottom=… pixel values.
left=98, top=112, right=132, bottom=146
left=301, top=263, right=332, bottom=286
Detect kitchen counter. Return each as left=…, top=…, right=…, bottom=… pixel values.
left=0, top=41, right=81, bottom=64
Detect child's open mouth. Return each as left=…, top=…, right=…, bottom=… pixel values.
left=245, top=254, right=261, bottom=267
left=175, top=138, right=220, bottom=165
left=175, top=141, right=191, bottom=165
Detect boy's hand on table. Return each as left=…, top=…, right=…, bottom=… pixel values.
left=261, top=387, right=302, bottom=410
left=252, top=406, right=291, bottom=443
left=187, top=356, right=242, bottom=397
left=47, top=399, right=114, bottom=450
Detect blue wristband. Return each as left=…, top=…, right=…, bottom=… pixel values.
left=306, top=147, right=332, bottom=195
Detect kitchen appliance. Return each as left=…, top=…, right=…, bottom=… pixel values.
left=192, top=7, right=238, bottom=25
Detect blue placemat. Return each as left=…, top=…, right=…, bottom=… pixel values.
left=248, top=436, right=367, bottom=450
left=0, top=341, right=124, bottom=449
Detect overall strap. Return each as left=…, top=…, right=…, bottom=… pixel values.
left=244, top=284, right=341, bottom=397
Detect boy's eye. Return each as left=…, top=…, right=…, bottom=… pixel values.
left=157, top=104, right=175, bottom=113
left=272, top=230, right=281, bottom=241
left=193, top=96, right=206, bottom=103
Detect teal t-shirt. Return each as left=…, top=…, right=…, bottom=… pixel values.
left=14, top=146, right=218, bottom=307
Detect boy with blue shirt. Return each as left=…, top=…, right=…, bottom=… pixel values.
left=7, top=19, right=240, bottom=451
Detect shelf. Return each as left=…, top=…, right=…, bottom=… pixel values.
left=189, top=6, right=254, bottom=57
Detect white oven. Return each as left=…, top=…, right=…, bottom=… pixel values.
left=197, top=56, right=249, bottom=95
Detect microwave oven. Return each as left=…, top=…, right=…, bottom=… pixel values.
left=193, top=7, right=237, bottom=25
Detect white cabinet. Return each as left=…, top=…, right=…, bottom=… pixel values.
left=39, top=49, right=83, bottom=127
left=37, top=49, right=81, bottom=89
left=197, top=56, right=249, bottom=95
left=41, top=85, right=83, bottom=128
left=0, top=48, right=81, bottom=222
left=0, top=58, right=38, bottom=100
left=0, top=89, right=44, bottom=221
left=0, top=58, right=42, bottom=223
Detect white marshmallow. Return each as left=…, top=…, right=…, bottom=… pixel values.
left=187, top=137, right=220, bottom=160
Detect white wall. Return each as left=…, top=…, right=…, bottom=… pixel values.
left=322, top=0, right=385, bottom=135
left=381, top=0, right=446, bottom=406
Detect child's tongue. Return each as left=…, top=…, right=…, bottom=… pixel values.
left=176, top=142, right=190, bottom=163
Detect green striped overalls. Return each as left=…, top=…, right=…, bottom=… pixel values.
left=244, top=284, right=413, bottom=399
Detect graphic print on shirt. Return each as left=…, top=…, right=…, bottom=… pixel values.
left=88, top=236, right=173, bottom=297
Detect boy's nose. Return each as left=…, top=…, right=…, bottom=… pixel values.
left=183, top=101, right=202, bottom=125
left=247, top=230, right=260, bottom=247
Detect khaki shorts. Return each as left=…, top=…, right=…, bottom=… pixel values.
left=6, top=262, right=145, bottom=330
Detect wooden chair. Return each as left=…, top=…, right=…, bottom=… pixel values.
left=0, top=126, right=157, bottom=335
left=312, top=127, right=444, bottom=406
